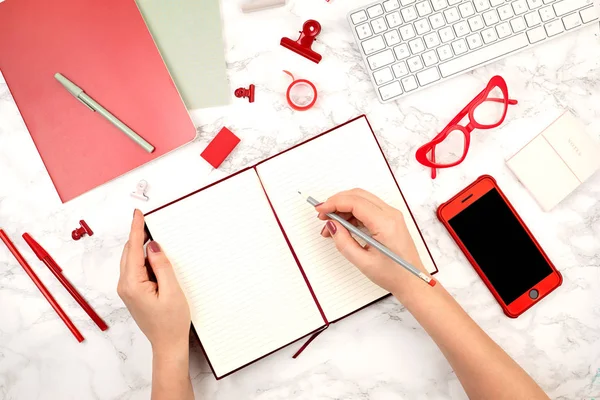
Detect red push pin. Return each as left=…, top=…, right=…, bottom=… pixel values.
left=72, top=220, right=94, bottom=241
left=280, top=20, right=323, bottom=64
left=234, top=84, right=255, bottom=103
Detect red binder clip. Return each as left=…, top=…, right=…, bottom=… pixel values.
left=234, top=84, right=255, bottom=103
left=280, top=20, right=322, bottom=64
left=72, top=220, right=94, bottom=241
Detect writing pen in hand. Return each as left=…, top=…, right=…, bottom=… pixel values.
left=300, top=192, right=436, bottom=287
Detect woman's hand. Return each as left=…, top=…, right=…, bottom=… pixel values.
left=117, top=209, right=191, bottom=354
left=315, top=188, right=428, bottom=294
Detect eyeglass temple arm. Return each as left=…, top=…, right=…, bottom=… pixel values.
left=487, top=97, right=518, bottom=105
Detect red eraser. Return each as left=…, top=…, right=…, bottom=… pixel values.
left=200, top=127, right=240, bottom=168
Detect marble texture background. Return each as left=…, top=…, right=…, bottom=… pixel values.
left=1, top=0, right=599, bottom=398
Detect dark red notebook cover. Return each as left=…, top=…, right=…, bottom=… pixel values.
left=145, top=115, right=438, bottom=379
left=0, top=0, right=196, bottom=202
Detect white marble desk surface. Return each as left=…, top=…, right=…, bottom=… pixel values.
left=0, top=0, right=599, bottom=399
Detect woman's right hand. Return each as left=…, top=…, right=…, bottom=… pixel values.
left=315, top=188, right=429, bottom=295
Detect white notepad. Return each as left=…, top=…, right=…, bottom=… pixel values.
left=144, top=116, right=437, bottom=379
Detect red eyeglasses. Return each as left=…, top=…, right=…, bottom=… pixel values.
left=415, top=76, right=518, bottom=179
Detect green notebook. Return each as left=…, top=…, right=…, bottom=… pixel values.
left=136, top=0, right=230, bottom=110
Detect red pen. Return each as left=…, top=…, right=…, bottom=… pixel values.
left=0, top=229, right=84, bottom=343
left=22, top=233, right=108, bottom=332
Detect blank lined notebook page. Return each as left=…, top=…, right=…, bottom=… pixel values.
left=256, top=117, right=436, bottom=322
left=144, top=170, right=325, bottom=378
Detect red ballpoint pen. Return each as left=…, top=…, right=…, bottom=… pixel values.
left=0, top=229, right=85, bottom=342
left=22, top=233, right=108, bottom=332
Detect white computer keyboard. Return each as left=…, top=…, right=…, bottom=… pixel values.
left=347, top=0, right=597, bottom=102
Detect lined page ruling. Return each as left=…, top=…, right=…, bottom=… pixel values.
left=256, top=117, right=436, bottom=322
left=145, top=170, right=325, bottom=378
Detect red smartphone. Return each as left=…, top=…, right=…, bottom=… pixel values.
left=437, top=175, right=562, bottom=318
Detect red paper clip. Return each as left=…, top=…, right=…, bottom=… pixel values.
left=235, top=84, right=255, bottom=103
left=283, top=71, right=317, bottom=111
left=280, top=20, right=322, bottom=64
left=72, top=220, right=93, bottom=241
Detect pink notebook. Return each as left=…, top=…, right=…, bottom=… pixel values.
left=0, top=0, right=196, bottom=202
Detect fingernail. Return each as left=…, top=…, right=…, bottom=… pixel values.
left=326, top=221, right=336, bottom=235
left=148, top=241, right=161, bottom=253
left=320, top=225, right=327, bottom=236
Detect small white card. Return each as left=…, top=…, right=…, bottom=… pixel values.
left=507, top=111, right=600, bottom=211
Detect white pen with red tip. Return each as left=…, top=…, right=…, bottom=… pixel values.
left=300, top=191, right=436, bottom=287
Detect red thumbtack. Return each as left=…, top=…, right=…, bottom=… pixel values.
left=234, top=84, right=255, bottom=103
left=72, top=220, right=94, bottom=241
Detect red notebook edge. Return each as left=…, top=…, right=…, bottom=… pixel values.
left=144, top=114, right=439, bottom=379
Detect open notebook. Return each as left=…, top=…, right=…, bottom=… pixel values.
left=144, top=116, right=438, bottom=379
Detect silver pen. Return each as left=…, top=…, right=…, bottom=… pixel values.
left=55, top=73, right=155, bottom=153
left=301, top=192, right=436, bottom=287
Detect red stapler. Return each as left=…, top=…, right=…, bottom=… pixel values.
left=280, top=20, right=322, bottom=64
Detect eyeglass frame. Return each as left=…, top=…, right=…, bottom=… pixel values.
left=415, top=75, right=518, bottom=179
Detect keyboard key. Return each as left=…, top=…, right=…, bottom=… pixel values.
left=496, top=22, right=512, bottom=37
left=409, top=37, right=427, bottom=53
left=544, top=19, right=565, bottom=34
left=430, top=13, right=446, bottom=28
left=394, top=43, right=411, bottom=59
left=459, top=1, right=476, bottom=17
left=384, top=29, right=402, bottom=45
left=351, top=10, right=368, bottom=24
left=367, top=49, right=395, bottom=69
left=440, top=33, right=529, bottom=76
left=466, top=33, right=483, bottom=48
left=371, top=17, right=388, bottom=33
left=392, top=61, right=409, bottom=77
left=540, top=6, right=556, bottom=20
left=424, top=31, right=442, bottom=47
left=437, top=44, right=453, bottom=60
left=452, top=38, right=469, bottom=54
left=439, top=26, right=456, bottom=42
left=362, top=35, right=387, bottom=55
left=448, top=0, right=462, bottom=5
left=415, top=18, right=432, bottom=34
left=483, top=10, right=500, bottom=25
left=379, top=81, right=403, bottom=100
left=401, top=75, right=419, bottom=91
left=454, top=20, right=471, bottom=36
left=386, top=11, right=403, bottom=27
left=407, top=55, right=425, bottom=71
left=525, top=11, right=542, bottom=25
left=384, top=0, right=401, bottom=11
left=482, top=27, right=499, bottom=42
left=474, top=0, right=491, bottom=12
left=356, top=23, right=373, bottom=39
left=527, top=0, right=543, bottom=7
left=554, top=0, right=592, bottom=15
left=432, top=0, right=449, bottom=11
left=368, top=4, right=385, bottom=18
left=580, top=6, right=598, bottom=22
left=444, top=7, right=460, bottom=23
left=561, top=12, right=582, bottom=28
left=417, top=0, right=434, bottom=15
left=417, top=66, right=441, bottom=85
left=399, top=24, right=417, bottom=40
left=510, top=16, right=527, bottom=31
left=468, top=15, right=485, bottom=30
left=512, top=0, right=529, bottom=14
left=402, top=6, right=419, bottom=21
left=526, top=25, right=547, bottom=41
left=402, top=0, right=417, bottom=6
left=543, top=0, right=555, bottom=4
left=498, top=4, right=515, bottom=19
left=422, top=50, right=439, bottom=65
left=373, top=67, right=395, bottom=84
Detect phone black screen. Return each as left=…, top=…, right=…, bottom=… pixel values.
left=448, top=188, right=553, bottom=304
